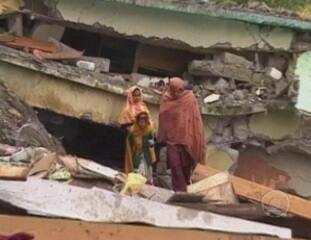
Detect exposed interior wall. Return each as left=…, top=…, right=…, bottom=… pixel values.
left=133, top=44, right=204, bottom=76
left=61, top=28, right=137, bottom=73
left=295, top=51, right=311, bottom=114
left=57, top=0, right=294, bottom=50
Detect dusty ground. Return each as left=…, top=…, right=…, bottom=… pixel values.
left=0, top=214, right=280, bottom=240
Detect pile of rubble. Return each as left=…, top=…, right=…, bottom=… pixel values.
left=1, top=140, right=311, bottom=238
left=188, top=51, right=296, bottom=114
left=0, top=82, right=64, bottom=153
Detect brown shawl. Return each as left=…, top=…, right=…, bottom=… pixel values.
left=158, top=78, right=206, bottom=164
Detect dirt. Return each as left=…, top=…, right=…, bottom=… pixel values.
left=0, top=214, right=279, bottom=240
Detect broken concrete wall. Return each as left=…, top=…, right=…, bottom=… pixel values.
left=0, top=61, right=160, bottom=128
left=237, top=147, right=311, bottom=198
left=0, top=81, right=64, bottom=153
left=56, top=0, right=294, bottom=50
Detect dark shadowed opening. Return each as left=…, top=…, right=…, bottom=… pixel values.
left=36, top=108, right=126, bottom=170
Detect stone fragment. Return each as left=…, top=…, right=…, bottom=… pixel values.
left=266, top=67, right=283, bottom=80
left=215, top=78, right=229, bottom=94
left=232, top=90, right=245, bottom=100
left=217, top=52, right=253, bottom=68
left=275, top=80, right=289, bottom=97
left=232, top=118, right=249, bottom=141
left=205, top=145, right=238, bottom=171
left=188, top=60, right=253, bottom=82
left=204, top=94, right=220, bottom=104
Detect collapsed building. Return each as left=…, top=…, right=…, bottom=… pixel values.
left=0, top=0, right=311, bottom=237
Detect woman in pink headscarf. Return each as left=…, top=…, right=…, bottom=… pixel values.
left=119, top=86, right=152, bottom=127
left=158, top=77, right=206, bottom=192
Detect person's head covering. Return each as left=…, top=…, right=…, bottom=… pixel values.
left=119, top=86, right=152, bottom=125
left=169, top=77, right=185, bottom=92
left=166, top=77, right=185, bottom=99
left=158, top=77, right=206, bottom=164
left=132, top=111, right=153, bottom=133
left=135, top=111, right=151, bottom=126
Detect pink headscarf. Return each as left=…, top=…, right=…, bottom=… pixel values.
left=119, top=86, right=152, bottom=125
left=165, top=77, right=186, bottom=99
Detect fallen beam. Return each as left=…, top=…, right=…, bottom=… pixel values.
left=0, top=214, right=287, bottom=240
left=191, top=164, right=311, bottom=221
left=0, top=178, right=291, bottom=238
left=0, top=34, right=56, bottom=52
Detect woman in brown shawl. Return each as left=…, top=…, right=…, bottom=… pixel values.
left=158, top=77, right=206, bottom=192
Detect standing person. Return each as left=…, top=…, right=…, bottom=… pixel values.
left=158, top=77, right=206, bottom=192
left=124, top=111, right=156, bottom=183
left=119, top=86, right=152, bottom=127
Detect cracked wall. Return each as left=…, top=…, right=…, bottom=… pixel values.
left=56, top=0, right=294, bottom=50
left=237, top=147, right=311, bottom=197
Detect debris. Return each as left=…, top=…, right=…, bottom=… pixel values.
left=80, top=56, right=110, bottom=73
left=232, top=118, right=249, bottom=141
left=170, top=202, right=266, bottom=220
left=216, top=52, right=253, bottom=68
left=139, top=183, right=174, bottom=203
left=0, top=144, right=18, bottom=156
left=58, top=155, right=121, bottom=182
left=0, top=165, right=29, bottom=180
left=266, top=67, right=283, bottom=80
left=188, top=60, right=253, bottom=82
left=121, top=172, right=147, bottom=195
left=204, top=145, right=238, bottom=172
left=193, top=164, right=311, bottom=220
left=76, top=60, right=96, bottom=71
left=275, top=80, right=289, bottom=97
left=34, top=48, right=83, bottom=60
left=0, top=178, right=292, bottom=238
left=204, top=94, right=220, bottom=104
left=28, top=152, right=55, bottom=178
left=214, top=78, right=229, bottom=94
left=0, top=34, right=56, bottom=53
left=0, top=83, right=64, bottom=153
left=188, top=172, right=238, bottom=204
left=49, top=167, right=71, bottom=181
